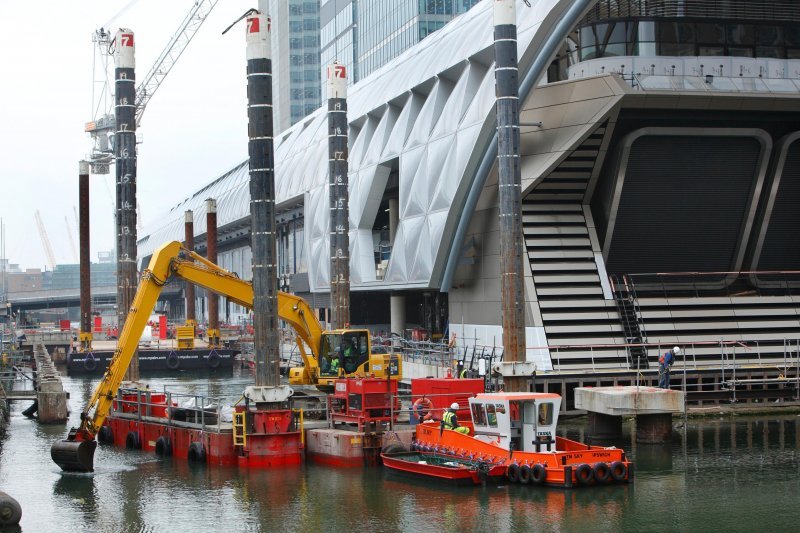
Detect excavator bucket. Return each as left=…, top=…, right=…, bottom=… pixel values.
left=51, top=439, right=97, bottom=472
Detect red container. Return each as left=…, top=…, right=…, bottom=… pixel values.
left=59, top=319, right=71, bottom=331
left=411, top=378, right=484, bottom=420
left=93, top=316, right=103, bottom=333
left=158, top=315, right=168, bottom=340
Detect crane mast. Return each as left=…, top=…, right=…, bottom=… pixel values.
left=34, top=210, right=57, bottom=271
left=86, top=0, right=219, bottom=174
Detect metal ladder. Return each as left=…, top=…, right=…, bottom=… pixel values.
left=611, top=275, right=649, bottom=369
left=232, top=411, right=247, bottom=447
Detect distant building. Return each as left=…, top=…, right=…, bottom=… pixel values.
left=321, top=0, right=480, bottom=84
left=270, top=0, right=323, bottom=132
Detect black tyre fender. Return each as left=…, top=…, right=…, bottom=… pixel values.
left=381, top=442, right=408, bottom=455
left=575, top=463, right=593, bottom=486
left=155, top=436, right=173, bottom=457
left=610, top=461, right=628, bottom=482
left=83, top=354, right=97, bottom=372
left=98, top=425, right=114, bottom=445
left=531, top=463, right=547, bottom=485
left=0, top=491, right=22, bottom=526
left=125, top=431, right=141, bottom=450
left=187, top=442, right=206, bottom=464
left=506, top=463, right=520, bottom=483
left=518, top=464, right=532, bottom=485
left=593, top=462, right=611, bottom=484
left=166, top=351, right=180, bottom=370
left=207, top=351, right=221, bottom=369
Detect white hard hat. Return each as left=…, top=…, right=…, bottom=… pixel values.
left=673, top=346, right=681, bottom=354
left=450, top=402, right=459, bottom=410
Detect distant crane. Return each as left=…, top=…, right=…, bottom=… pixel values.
left=86, top=0, right=220, bottom=173
left=34, top=210, right=57, bottom=271
left=65, top=216, right=79, bottom=263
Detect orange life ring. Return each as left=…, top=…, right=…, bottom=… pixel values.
left=412, top=397, right=434, bottom=420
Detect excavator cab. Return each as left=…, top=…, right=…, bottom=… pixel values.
left=318, top=330, right=370, bottom=376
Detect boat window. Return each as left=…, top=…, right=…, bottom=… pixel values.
left=471, top=403, right=487, bottom=426
left=486, top=404, right=498, bottom=428
left=538, top=402, right=554, bottom=426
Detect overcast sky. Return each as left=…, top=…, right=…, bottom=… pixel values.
left=0, top=0, right=256, bottom=271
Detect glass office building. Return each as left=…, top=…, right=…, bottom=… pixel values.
left=320, top=0, right=480, bottom=84
left=270, top=0, right=322, bottom=131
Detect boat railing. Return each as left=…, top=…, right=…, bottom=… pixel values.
left=112, top=387, right=230, bottom=431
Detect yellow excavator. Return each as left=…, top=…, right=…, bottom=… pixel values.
left=51, top=240, right=402, bottom=472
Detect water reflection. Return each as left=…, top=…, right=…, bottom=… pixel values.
left=2, top=373, right=800, bottom=531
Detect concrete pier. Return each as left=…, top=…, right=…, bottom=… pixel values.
left=32, top=343, right=68, bottom=423
left=305, top=427, right=414, bottom=466
left=575, top=386, right=684, bottom=443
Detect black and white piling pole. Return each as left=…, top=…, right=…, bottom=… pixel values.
left=245, top=12, right=282, bottom=392
left=327, top=62, right=350, bottom=330
left=494, top=0, right=527, bottom=392
left=114, top=28, right=139, bottom=381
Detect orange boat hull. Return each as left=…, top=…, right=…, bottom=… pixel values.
left=414, top=422, right=633, bottom=488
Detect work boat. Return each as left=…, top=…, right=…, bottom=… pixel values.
left=412, top=393, right=633, bottom=488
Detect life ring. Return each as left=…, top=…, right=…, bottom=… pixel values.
left=575, top=463, right=593, bottom=486
left=518, top=464, right=532, bottom=484
left=166, top=351, right=180, bottom=370
left=610, top=461, right=628, bottom=482
left=98, top=425, right=114, bottom=445
left=187, top=442, right=206, bottom=464
left=593, top=462, right=611, bottom=484
left=531, top=464, right=547, bottom=485
left=125, top=431, right=141, bottom=450
left=206, top=350, right=221, bottom=369
left=155, top=436, right=173, bottom=457
left=412, top=397, right=433, bottom=421
left=506, top=463, right=520, bottom=483
left=83, top=354, right=97, bottom=372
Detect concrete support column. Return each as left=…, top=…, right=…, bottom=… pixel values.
left=390, top=294, right=405, bottom=338
left=388, top=197, right=399, bottom=244
left=588, top=412, right=622, bottom=440
left=636, top=413, right=673, bottom=444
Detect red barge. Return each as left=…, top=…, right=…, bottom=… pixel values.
left=412, top=392, right=633, bottom=488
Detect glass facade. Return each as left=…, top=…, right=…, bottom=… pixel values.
left=272, top=0, right=322, bottom=130
left=578, top=19, right=800, bottom=61
left=320, top=0, right=479, bottom=84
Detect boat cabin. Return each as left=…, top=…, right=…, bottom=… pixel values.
left=468, top=393, right=561, bottom=453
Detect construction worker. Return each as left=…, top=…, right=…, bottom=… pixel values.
left=442, top=402, right=469, bottom=435
left=658, top=346, right=680, bottom=389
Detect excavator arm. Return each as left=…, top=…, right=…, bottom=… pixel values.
left=51, top=240, right=326, bottom=472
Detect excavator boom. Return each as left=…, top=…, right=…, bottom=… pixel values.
left=52, top=241, right=328, bottom=472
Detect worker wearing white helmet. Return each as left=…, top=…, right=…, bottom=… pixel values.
left=442, top=402, right=469, bottom=435
left=658, top=346, right=681, bottom=389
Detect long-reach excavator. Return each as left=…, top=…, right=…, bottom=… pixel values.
left=51, top=240, right=401, bottom=472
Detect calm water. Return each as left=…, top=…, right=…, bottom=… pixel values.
left=2, top=370, right=800, bottom=532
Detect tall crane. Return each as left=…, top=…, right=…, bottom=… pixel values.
left=65, top=216, right=79, bottom=263
left=34, top=211, right=57, bottom=271
left=86, top=0, right=219, bottom=173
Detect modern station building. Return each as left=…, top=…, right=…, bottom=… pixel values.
left=139, top=0, right=800, bottom=375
